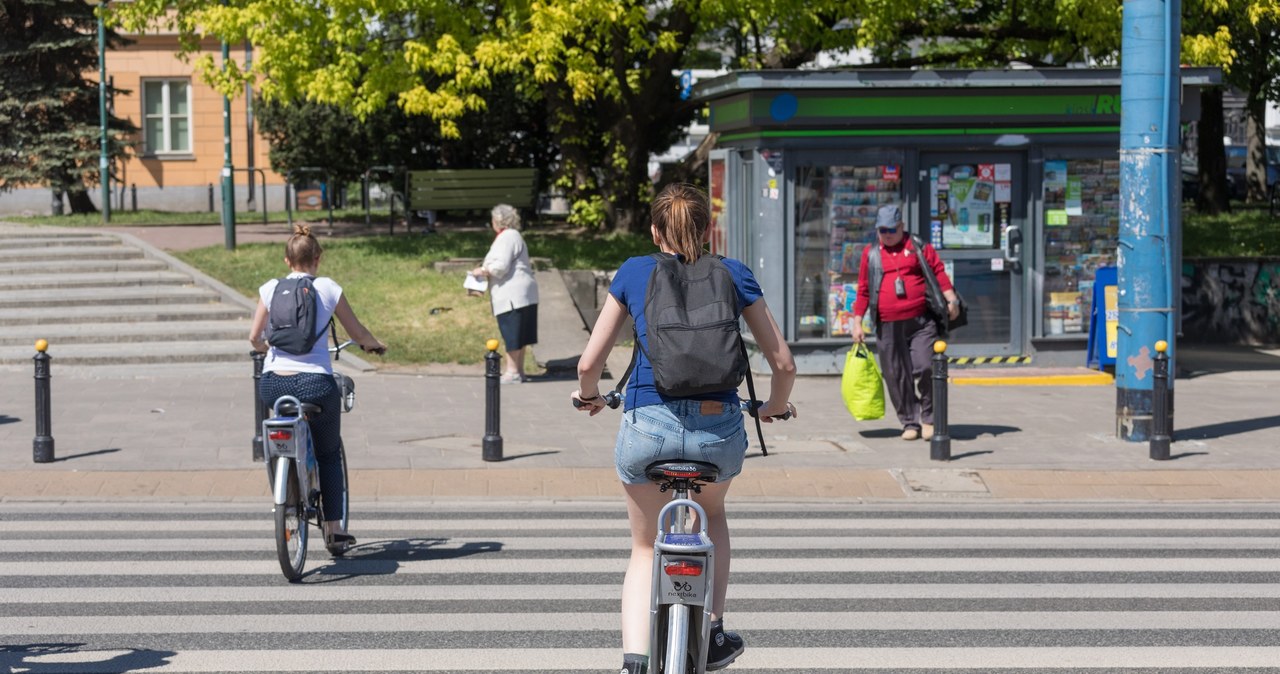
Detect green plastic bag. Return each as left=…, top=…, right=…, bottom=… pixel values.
left=842, top=344, right=885, bottom=421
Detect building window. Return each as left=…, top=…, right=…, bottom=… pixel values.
left=1041, top=156, right=1120, bottom=336
left=142, top=79, right=191, bottom=155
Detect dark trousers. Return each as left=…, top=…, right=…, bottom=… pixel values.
left=876, top=314, right=938, bottom=429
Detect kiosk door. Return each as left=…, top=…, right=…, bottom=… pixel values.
left=918, top=153, right=1026, bottom=356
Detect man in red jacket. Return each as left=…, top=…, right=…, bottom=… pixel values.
left=851, top=204, right=960, bottom=441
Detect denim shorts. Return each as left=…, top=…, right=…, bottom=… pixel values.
left=614, top=400, right=748, bottom=485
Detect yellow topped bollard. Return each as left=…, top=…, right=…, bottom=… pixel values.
left=33, top=339, right=54, bottom=463
left=930, top=339, right=950, bottom=461
left=1150, top=340, right=1172, bottom=461
left=483, top=338, right=504, bottom=461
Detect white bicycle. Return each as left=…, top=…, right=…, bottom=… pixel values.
left=261, top=340, right=359, bottom=581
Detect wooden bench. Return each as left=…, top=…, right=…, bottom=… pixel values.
left=406, top=168, right=538, bottom=213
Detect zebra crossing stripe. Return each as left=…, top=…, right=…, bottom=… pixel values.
left=6, top=582, right=1280, bottom=604
left=5, top=611, right=1280, bottom=636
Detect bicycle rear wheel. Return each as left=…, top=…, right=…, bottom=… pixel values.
left=274, top=465, right=308, bottom=581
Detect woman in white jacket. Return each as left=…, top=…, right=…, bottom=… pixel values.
left=471, top=204, right=539, bottom=383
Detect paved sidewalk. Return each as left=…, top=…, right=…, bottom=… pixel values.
left=1, top=222, right=1278, bottom=503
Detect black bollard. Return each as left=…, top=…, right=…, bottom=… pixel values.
left=252, top=351, right=266, bottom=462
left=33, top=340, right=54, bottom=463
left=1150, top=340, right=1171, bottom=461
left=929, top=340, right=951, bottom=462
left=482, top=339, right=504, bottom=461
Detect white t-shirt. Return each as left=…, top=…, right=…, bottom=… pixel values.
left=258, top=273, right=343, bottom=374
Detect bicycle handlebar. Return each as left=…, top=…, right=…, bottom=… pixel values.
left=330, top=339, right=386, bottom=356
left=571, top=394, right=791, bottom=419
left=571, top=391, right=623, bottom=409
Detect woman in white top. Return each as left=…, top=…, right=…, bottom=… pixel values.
left=250, top=224, right=386, bottom=546
left=470, top=204, right=539, bottom=383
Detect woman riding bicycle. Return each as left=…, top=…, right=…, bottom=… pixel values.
left=249, top=224, right=386, bottom=548
left=572, top=184, right=797, bottom=673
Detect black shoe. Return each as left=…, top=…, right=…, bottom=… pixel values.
left=618, top=659, right=646, bottom=674
left=706, top=624, right=744, bottom=670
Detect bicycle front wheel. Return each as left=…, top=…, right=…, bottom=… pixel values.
left=274, top=465, right=308, bottom=581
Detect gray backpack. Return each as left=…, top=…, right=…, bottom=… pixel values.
left=267, top=276, right=321, bottom=355
left=613, top=253, right=771, bottom=454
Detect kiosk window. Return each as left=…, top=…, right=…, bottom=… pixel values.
left=1042, top=157, right=1120, bottom=335
left=794, top=164, right=902, bottom=339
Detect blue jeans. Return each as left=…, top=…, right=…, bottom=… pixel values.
left=614, top=400, right=748, bottom=485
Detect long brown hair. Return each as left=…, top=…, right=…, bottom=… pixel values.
left=650, top=183, right=710, bottom=263
left=285, top=223, right=322, bottom=268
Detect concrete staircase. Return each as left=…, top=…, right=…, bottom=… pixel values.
left=0, top=228, right=254, bottom=366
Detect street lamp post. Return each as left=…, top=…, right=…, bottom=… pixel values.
left=221, top=21, right=236, bottom=250
left=96, top=1, right=110, bottom=224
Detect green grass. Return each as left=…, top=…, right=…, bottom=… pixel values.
left=175, top=228, right=653, bottom=365
left=1183, top=203, right=1280, bottom=257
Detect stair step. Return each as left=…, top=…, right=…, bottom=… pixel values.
left=0, top=320, right=251, bottom=347
left=0, top=285, right=220, bottom=309
left=0, top=271, right=194, bottom=291
left=0, top=258, right=169, bottom=276
left=0, top=245, right=142, bottom=263
left=0, top=339, right=254, bottom=366
left=0, top=303, right=251, bottom=326
left=0, top=235, right=120, bottom=250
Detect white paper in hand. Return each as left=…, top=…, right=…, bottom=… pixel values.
left=463, top=273, right=488, bottom=293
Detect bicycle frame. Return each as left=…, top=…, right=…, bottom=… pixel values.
left=649, top=488, right=715, bottom=674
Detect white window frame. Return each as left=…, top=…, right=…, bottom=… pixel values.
left=141, top=78, right=192, bottom=156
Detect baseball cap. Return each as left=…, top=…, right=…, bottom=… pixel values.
left=875, top=204, right=903, bottom=230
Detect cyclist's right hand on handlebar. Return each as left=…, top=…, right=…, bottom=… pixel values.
left=754, top=400, right=796, bottom=422
left=571, top=390, right=606, bottom=416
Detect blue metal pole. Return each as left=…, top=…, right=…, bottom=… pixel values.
left=1116, top=0, right=1180, bottom=441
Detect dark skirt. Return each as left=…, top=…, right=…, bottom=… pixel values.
left=496, top=303, right=538, bottom=350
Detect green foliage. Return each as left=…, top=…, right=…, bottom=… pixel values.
left=0, top=0, right=136, bottom=209
left=1183, top=204, right=1280, bottom=257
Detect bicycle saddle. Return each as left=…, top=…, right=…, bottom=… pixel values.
left=645, top=460, right=719, bottom=484
left=274, top=401, right=323, bottom=417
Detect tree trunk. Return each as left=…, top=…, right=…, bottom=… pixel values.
left=1195, top=88, right=1229, bottom=215
left=66, top=185, right=97, bottom=214
left=1244, top=95, right=1268, bottom=204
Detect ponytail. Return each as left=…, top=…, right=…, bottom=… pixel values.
left=650, top=183, right=710, bottom=263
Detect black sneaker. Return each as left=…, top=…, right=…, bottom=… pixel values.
left=706, top=624, right=745, bottom=670
left=618, top=660, right=646, bottom=674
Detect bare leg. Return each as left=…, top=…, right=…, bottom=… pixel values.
left=620, top=482, right=669, bottom=654
left=690, top=479, right=732, bottom=619
left=504, top=347, right=525, bottom=376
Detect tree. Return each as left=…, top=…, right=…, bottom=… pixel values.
left=256, top=74, right=556, bottom=203
left=0, top=0, right=136, bottom=213
left=112, top=0, right=718, bottom=231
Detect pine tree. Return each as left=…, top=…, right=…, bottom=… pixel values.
left=0, top=0, right=136, bottom=213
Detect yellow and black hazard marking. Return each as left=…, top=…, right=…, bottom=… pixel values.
left=948, top=355, right=1033, bottom=365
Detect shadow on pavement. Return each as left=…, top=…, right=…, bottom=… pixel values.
left=53, top=448, right=121, bottom=462
left=0, top=643, right=174, bottom=673
left=948, top=424, right=1021, bottom=440
left=495, top=450, right=561, bottom=461
left=304, top=538, right=502, bottom=582
left=1175, top=415, right=1280, bottom=440
left=1177, top=343, right=1280, bottom=378
left=0, top=415, right=19, bottom=425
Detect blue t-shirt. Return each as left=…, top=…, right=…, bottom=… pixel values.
left=609, top=254, right=763, bottom=411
